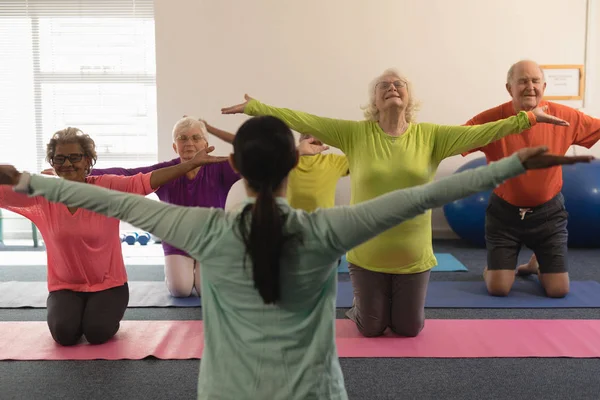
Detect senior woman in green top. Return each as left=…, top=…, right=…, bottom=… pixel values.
left=221, top=68, right=569, bottom=337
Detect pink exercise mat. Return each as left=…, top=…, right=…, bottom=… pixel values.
left=2, top=319, right=600, bottom=361
left=0, top=320, right=204, bottom=360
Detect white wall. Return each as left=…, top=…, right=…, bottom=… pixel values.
left=5, top=1, right=596, bottom=242
left=153, top=0, right=598, bottom=236
left=577, top=0, right=600, bottom=136
left=586, top=0, right=600, bottom=116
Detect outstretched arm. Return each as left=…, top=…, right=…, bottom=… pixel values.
left=432, top=108, right=569, bottom=162
left=12, top=173, right=220, bottom=259
left=148, top=147, right=228, bottom=189
left=222, top=94, right=358, bottom=152
left=90, top=159, right=180, bottom=177
left=0, top=185, right=38, bottom=212
left=572, top=111, right=600, bottom=148
left=318, top=148, right=593, bottom=253
left=203, top=119, right=329, bottom=157
left=203, top=121, right=236, bottom=144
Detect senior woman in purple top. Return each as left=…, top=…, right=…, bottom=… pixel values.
left=89, top=116, right=328, bottom=298
left=90, top=117, right=239, bottom=297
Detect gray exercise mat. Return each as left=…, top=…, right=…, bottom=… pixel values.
left=0, top=281, right=202, bottom=308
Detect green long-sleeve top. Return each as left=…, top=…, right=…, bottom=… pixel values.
left=245, top=99, right=536, bottom=273
left=16, top=153, right=527, bottom=400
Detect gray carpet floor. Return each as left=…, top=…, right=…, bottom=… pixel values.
left=1, top=239, right=600, bottom=399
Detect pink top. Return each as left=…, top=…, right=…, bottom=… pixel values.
left=0, top=173, right=154, bottom=292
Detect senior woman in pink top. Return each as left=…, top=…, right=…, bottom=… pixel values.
left=0, top=127, right=226, bottom=346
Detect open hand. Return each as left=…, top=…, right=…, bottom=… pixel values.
left=297, top=137, right=329, bottom=156
left=517, top=146, right=594, bottom=170
left=532, top=106, right=570, bottom=126
left=0, top=165, right=22, bottom=185
left=41, top=168, right=56, bottom=176
left=189, top=146, right=229, bottom=167
left=221, top=94, right=253, bottom=115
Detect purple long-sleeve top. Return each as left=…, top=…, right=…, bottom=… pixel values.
left=90, top=158, right=240, bottom=257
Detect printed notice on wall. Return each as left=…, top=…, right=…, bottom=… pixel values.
left=543, top=68, right=581, bottom=97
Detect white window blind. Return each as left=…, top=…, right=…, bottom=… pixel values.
left=0, top=0, right=157, bottom=173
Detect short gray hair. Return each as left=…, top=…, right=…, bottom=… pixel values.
left=172, top=117, right=207, bottom=142
left=46, top=127, right=97, bottom=171
left=361, top=68, right=421, bottom=123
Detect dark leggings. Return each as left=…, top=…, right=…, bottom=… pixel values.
left=46, top=283, right=129, bottom=346
left=346, top=264, right=430, bottom=338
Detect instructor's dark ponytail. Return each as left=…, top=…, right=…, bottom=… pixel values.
left=234, top=116, right=300, bottom=304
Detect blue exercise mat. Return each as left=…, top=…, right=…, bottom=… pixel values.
left=0, top=281, right=349, bottom=309
left=0, top=280, right=341, bottom=309
left=335, top=280, right=600, bottom=308
left=337, top=253, right=467, bottom=273
left=424, top=280, right=600, bottom=308
left=3, top=280, right=599, bottom=309
left=336, top=280, right=354, bottom=307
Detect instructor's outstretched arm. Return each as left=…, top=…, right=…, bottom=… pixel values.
left=0, top=147, right=592, bottom=261
left=319, top=148, right=592, bottom=253
left=0, top=166, right=221, bottom=261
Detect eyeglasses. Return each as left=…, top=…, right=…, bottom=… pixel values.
left=51, top=153, right=84, bottom=165
left=175, top=134, right=205, bottom=143
left=376, top=80, right=407, bottom=91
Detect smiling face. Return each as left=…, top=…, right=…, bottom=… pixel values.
left=374, top=74, right=409, bottom=115
left=172, top=125, right=209, bottom=162
left=506, top=61, right=546, bottom=112
left=51, top=142, right=90, bottom=182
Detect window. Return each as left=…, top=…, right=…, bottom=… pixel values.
left=0, top=0, right=157, bottom=172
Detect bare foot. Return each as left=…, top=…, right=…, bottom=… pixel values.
left=515, top=258, right=539, bottom=276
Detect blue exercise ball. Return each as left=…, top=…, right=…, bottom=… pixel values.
left=561, top=159, right=600, bottom=248
left=444, top=157, right=600, bottom=249
left=443, top=157, right=489, bottom=247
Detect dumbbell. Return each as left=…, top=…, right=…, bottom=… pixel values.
left=137, top=232, right=152, bottom=246
left=124, top=232, right=139, bottom=245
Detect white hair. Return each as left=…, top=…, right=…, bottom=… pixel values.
left=172, top=117, right=207, bottom=142
left=361, top=68, right=421, bottom=123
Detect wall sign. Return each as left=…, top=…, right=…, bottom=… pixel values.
left=540, top=64, right=585, bottom=100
